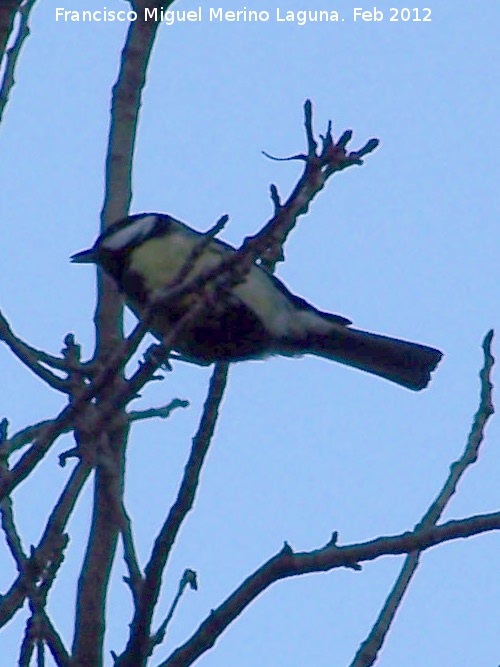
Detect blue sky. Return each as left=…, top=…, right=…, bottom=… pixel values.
left=1, top=1, right=499, bottom=665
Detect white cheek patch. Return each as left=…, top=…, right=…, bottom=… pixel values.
left=102, top=214, right=158, bottom=250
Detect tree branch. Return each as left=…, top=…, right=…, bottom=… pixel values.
left=349, top=330, right=495, bottom=667
left=71, top=0, right=176, bottom=662
left=0, top=418, right=72, bottom=457
left=0, top=490, right=26, bottom=570
left=0, top=0, right=36, bottom=122
left=0, top=461, right=90, bottom=629
left=150, top=569, right=198, bottom=651
left=0, top=310, right=70, bottom=392
left=116, top=362, right=229, bottom=667
left=41, top=610, right=70, bottom=666
left=148, top=100, right=378, bottom=302
left=128, top=399, right=189, bottom=424
left=120, top=500, right=143, bottom=605
left=159, top=511, right=500, bottom=667
left=0, top=418, right=27, bottom=571
left=0, top=291, right=207, bottom=504
left=256, top=99, right=379, bottom=270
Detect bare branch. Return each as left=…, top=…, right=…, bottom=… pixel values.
left=269, top=183, right=282, bottom=214
left=169, top=214, right=230, bottom=289
left=350, top=330, right=495, bottom=667
left=0, top=0, right=36, bottom=122
left=71, top=430, right=126, bottom=666
left=150, top=569, right=198, bottom=651
left=0, top=416, right=72, bottom=502
left=116, top=362, right=229, bottom=667
left=71, top=0, right=177, bottom=659
left=20, top=543, right=70, bottom=665
left=0, top=284, right=210, bottom=504
left=128, top=399, right=189, bottom=424
left=0, top=310, right=69, bottom=392
left=419, top=330, right=495, bottom=526
left=41, top=611, right=70, bottom=666
left=0, top=462, right=90, bottom=629
left=159, top=511, right=500, bottom=667
left=0, top=0, right=21, bottom=56
left=36, top=638, right=44, bottom=667
left=146, top=100, right=379, bottom=288
left=253, top=99, right=379, bottom=270
left=0, top=418, right=27, bottom=571
left=120, top=501, right=144, bottom=605
left=1, top=493, right=27, bottom=570
left=0, top=418, right=72, bottom=457
left=304, top=98, right=317, bottom=155
left=19, top=615, right=35, bottom=666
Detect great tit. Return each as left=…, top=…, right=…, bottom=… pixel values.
left=71, top=213, right=442, bottom=390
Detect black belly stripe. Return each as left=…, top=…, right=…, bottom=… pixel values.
left=121, top=269, right=149, bottom=305
left=119, top=270, right=274, bottom=363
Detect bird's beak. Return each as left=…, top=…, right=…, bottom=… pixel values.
left=71, top=247, right=98, bottom=264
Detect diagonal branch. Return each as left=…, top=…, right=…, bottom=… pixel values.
left=0, top=461, right=91, bottom=629
left=349, top=330, right=495, bottom=667
left=22, top=537, right=70, bottom=666
left=158, top=511, right=500, bottom=667
left=0, top=418, right=72, bottom=456
left=0, top=310, right=69, bottom=392
left=0, top=491, right=27, bottom=570
left=153, top=333, right=495, bottom=667
left=150, top=569, right=198, bottom=650
left=128, top=399, right=189, bottom=424
left=0, top=291, right=206, bottom=504
left=116, top=362, right=230, bottom=667
left=0, top=0, right=36, bottom=122
left=256, top=99, right=379, bottom=270
left=40, top=610, right=70, bottom=666
left=0, top=418, right=27, bottom=571
left=149, top=100, right=379, bottom=304
left=120, top=500, right=144, bottom=605
left=0, top=0, right=21, bottom=57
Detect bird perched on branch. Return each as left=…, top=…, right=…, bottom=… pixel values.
left=72, top=212, right=442, bottom=390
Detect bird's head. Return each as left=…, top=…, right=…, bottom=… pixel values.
left=71, top=213, right=173, bottom=280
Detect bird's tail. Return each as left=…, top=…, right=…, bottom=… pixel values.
left=303, top=327, right=442, bottom=391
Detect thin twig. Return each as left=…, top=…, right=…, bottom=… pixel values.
left=169, top=214, right=230, bottom=289
left=0, top=419, right=72, bottom=456
left=0, top=493, right=26, bottom=570
left=36, top=637, right=45, bottom=667
left=150, top=569, right=198, bottom=650
left=128, top=399, right=189, bottom=424
left=120, top=501, right=144, bottom=604
left=256, top=100, right=379, bottom=270
left=0, top=309, right=69, bottom=392
left=0, top=285, right=207, bottom=503
left=0, top=419, right=27, bottom=570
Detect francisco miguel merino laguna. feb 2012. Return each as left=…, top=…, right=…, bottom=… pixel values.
left=55, top=7, right=364, bottom=25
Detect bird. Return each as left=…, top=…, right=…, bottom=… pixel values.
left=71, top=212, right=443, bottom=390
